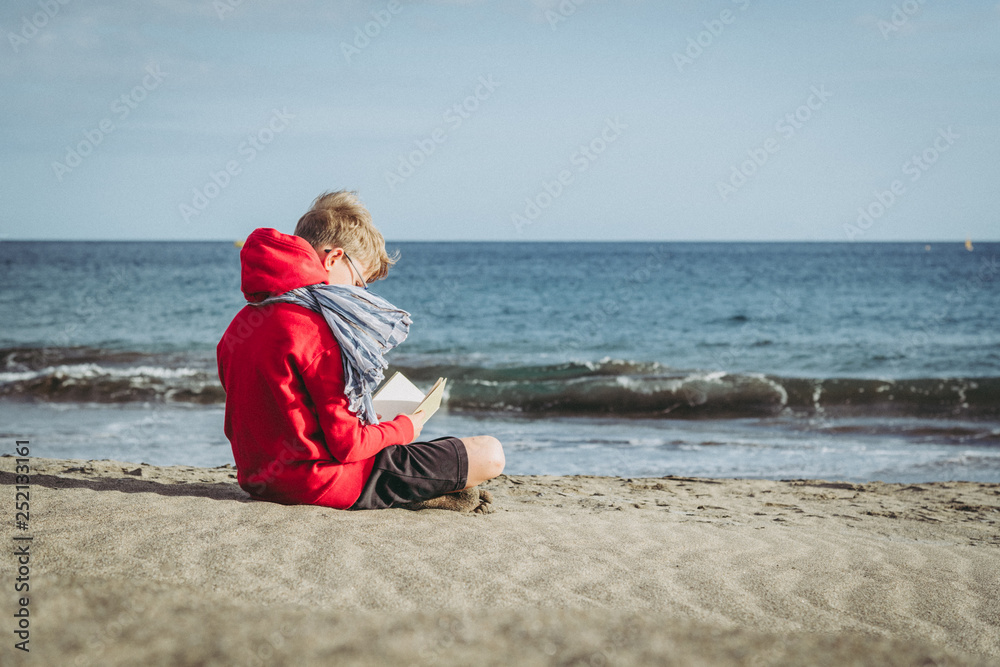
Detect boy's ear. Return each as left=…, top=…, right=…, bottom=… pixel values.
left=316, top=245, right=342, bottom=270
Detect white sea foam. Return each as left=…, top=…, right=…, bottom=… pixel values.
left=0, top=364, right=203, bottom=384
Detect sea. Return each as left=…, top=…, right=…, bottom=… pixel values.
left=1, top=240, right=998, bottom=483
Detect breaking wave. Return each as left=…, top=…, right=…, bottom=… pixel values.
left=2, top=347, right=997, bottom=418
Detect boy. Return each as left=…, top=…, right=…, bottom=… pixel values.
left=217, top=190, right=504, bottom=511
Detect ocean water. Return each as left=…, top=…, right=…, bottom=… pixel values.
left=1, top=240, right=998, bottom=482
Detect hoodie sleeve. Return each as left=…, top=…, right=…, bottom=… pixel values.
left=300, top=347, right=415, bottom=464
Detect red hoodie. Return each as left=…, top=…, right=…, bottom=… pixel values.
left=216, top=228, right=415, bottom=509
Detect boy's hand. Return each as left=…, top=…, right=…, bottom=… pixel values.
left=405, top=410, right=427, bottom=442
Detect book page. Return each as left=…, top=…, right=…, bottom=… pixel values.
left=372, top=371, right=423, bottom=420
left=372, top=372, right=447, bottom=421
left=413, top=377, right=446, bottom=420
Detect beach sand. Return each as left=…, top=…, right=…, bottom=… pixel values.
left=3, top=455, right=999, bottom=666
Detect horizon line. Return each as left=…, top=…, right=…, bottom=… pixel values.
left=1, top=238, right=997, bottom=244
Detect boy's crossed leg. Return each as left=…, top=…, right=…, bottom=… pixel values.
left=460, top=435, right=505, bottom=489
left=404, top=435, right=504, bottom=513
left=350, top=435, right=505, bottom=512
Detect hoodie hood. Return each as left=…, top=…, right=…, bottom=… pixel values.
left=240, top=228, right=329, bottom=303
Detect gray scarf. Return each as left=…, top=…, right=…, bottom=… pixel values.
left=251, top=284, right=411, bottom=425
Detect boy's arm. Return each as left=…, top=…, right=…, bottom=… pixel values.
left=300, top=348, right=415, bottom=463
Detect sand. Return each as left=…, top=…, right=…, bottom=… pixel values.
left=2, top=455, right=999, bottom=666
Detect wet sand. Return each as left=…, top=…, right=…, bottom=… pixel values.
left=3, top=456, right=999, bottom=665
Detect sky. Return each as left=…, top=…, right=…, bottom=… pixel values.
left=0, top=0, right=998, bottom=241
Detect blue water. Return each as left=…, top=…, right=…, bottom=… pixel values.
left=1, top=241, right=998, bottom=482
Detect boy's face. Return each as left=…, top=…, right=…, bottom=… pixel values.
left=318, top=246, right=372, bottom=289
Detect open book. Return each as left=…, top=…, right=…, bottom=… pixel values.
left=371, top=371, right=447, bottom=422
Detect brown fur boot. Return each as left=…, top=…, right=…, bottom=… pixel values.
left=402, top=487, right=494, bottom=514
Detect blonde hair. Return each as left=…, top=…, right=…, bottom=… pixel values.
left=293, top=190, right=399, bottom=282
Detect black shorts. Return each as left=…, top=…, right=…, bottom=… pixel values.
left=349, top=436, right=468, bottom=510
